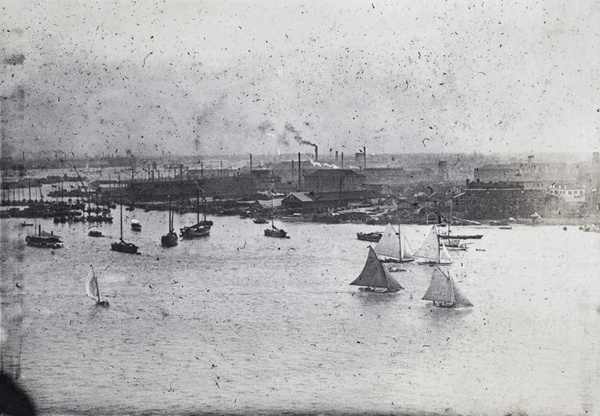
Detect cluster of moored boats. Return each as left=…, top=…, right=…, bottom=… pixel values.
left=23, top=188, right=291, bottom=254
left=352, top=223, right=479, bottom=308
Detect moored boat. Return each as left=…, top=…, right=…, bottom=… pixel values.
left=180, top=189, right=212, bottom=239
left=26, top=226, right=64, bottom=249
left=442, top=238, right=469, bottom=250
left=130, top=219, right=142, bottom=231
left=161, top=196, right=178, bottom=248
left=111, top=196, right=139, bottom=254
left=264, top=224, right=289, bottom=238
left=356, top=231, right=383, bottom=242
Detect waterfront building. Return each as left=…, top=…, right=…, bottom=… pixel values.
left=453, top=180, right=564, bottom=220
left=304, top=169, right=365, bottom=194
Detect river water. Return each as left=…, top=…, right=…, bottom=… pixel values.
left=1, top=211, right=599, bottom=416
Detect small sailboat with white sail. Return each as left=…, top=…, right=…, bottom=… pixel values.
left=86, top=265, right=109, bottom=307
left=413, top=226, right=452, bottom=265
left=374, top=223, right=414, bottom=264
left=350, top=246, right=403, bottom=293
left=422, top=266, right=472, bottom=308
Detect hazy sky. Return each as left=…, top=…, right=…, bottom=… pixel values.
left=1, top=0, right=599, bottom=158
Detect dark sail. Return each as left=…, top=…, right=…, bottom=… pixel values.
left=351, top=246, right=402, bottom=292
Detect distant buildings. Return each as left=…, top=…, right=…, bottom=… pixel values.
left=466, top=153, right=600, bottom=218
left=304, top=169, right=365, bottom=193
left=453, top=180, right=564, bottom=220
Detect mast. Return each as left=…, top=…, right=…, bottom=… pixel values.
left=91, top=265, right=100, bottom=302
left=120, top=193, right=123, bottom=239
left=398, top=224, right=402, bottom=260
left=197, top=190, right=200, bottom=224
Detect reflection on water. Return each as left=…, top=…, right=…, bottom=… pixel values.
left=1, top=215, right=600, bottom=416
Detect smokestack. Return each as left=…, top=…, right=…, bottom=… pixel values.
left=363, top=146, right=367, bottom=169
left=315, top=145, right=318, bottom=162
left=250, top=154, right=253, bottom=172
left=335, top=151, right=338, bottom=162
left=341, top=152, right=344, bottom=168
left=298, top=152, right=302, bottom=189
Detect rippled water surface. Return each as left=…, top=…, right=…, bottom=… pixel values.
left=2, top=212, right=600, bottom=415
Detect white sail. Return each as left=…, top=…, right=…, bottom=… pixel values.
left=422, top=266, right=454, bottom=303
left=439, top=243, right=453, bottom=264
left=351, top=246, right=403, bottom=292
left=374, top=224, right=414, bottom=262
left=423, top=266, right=472, bottom=307
left=374, top=224, right=400, bottom=259
left=414, top=226, right=439, bottom=262
left=401, top=234, right=415, bottom=261
left=450, top=276, right=473, bottom=307
left=85, top=266, right=100, bottom=302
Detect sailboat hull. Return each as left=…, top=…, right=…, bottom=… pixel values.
left=161, top=231, right=179, bottom=247
left=111, top=241, right=139, bottom=254
left=264, top=228, right=289, bottom=238
left=180, top=225, right=210, bottom=238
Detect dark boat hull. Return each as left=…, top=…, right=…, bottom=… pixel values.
left=161, top=231, right=179, bottom=247
left=356, top=232, right=382, bottom=242
left=111, top=241, right=139, bottom=254
left=25, top=236, right=64, bottom=249
left=180, top=225, right=210, bottom=238
left=438, top=234, right=483, bottom=240
left=264, top=228, right=289, bottom=238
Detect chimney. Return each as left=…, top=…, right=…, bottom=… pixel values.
left=335, top=151, right=338, bottom=162
left=363, top=146, right=367, bottom=169
left=314, top=145, right=318, bottom=162
left=341, top=152, right=344, bottom=168
left=298, top=152, right=302, bottom=189
left=250, top=154, right=253, bottom=172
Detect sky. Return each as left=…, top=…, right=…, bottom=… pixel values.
left=1, top=0, right=599, bottom=159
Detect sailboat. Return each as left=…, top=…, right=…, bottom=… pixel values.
left=111, top=195, right=139, bottom=254
left=264, top=194, right=289, bottom=238
left=374, top=223, right=414, bottom=263
left=437, top=205, right=471, bottom=250
left=86, top=265, right=109, bottom=307
left=180, top=189, right=211, bottom=239
left=413, top=226, right=452, bottom=265
left=422, top=266, right=472, bottom=308
left=350, top=246, right=403, bottom=293
left=161, top=196, right=178, bottom=247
